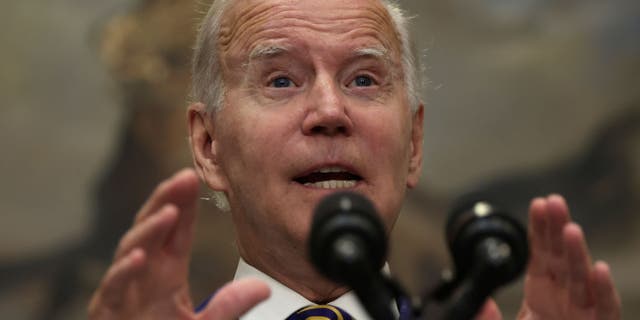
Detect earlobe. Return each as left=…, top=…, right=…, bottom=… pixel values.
left=187, top=103, right=228, bottom=191
left=406, top=105, right=424, bottom=189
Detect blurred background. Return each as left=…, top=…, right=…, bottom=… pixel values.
left=1, top=0, right=638, bottom=318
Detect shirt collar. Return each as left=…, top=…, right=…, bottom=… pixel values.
left=234, top=258, right=375, bottom=320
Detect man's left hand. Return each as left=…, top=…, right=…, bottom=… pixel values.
left=515, top=194, right=622, bottom=319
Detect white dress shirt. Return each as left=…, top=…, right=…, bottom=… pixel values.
left=234, top=258, right=376, bottom=319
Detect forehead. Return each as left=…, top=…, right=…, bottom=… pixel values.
left=218, top=0, right=401, bottom=60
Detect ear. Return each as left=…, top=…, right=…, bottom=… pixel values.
left=187, top=102, right=228, bottom=192
left=406, top=104, right=424, bottom=189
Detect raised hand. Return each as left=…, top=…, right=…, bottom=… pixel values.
left=88, top=168, right=269, bottom=320
left=517, top=195, right=621, bottom=320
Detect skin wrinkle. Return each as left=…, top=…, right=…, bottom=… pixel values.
left=219, top=1, right=402, bottom=67
left=191, top=0, right=422, bottom=117
left=218, top=1, right=279, bottom=50
left=243, top=50, right=397, bottom=107
left=246, top=45, right=396, bottom=89
left=231, top=24, right=394, bottom=66
left=232, top=46, right=402, bottom=107
left=343, top=47, right=400, bottom=95
left=218, top=2, right=284, bottom=83
left=237, top=35, right=401, bottom=107
left=217, top=2, right=406, bottom=104
left=203, top=0, right=419, bottom=302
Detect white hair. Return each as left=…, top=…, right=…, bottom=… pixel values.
left=190, top=0, right=424, bottom=211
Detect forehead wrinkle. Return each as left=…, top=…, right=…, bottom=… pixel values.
left=326, top=4, right=403, bottom=54
left=218, top=1, right=285, bottom=53
left=220, top=1, right=402, bottom=56
left=242, top=16, right=401, bottom=68
left=277, top=6, right=399, bottom=46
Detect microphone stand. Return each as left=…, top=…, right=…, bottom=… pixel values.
left=310, top=193, right=528, bottom=320
left=421, top=201, right=529, bottom=320
left=310, top=191, right=399, bottom=320
left=444, top=236, right=520, bottom=320
left=330, top=234, right=396, bottom=320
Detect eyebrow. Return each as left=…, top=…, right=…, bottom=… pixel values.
left=248, top=45, right=389, bottom=61
left=353, top=46, right=388, bottom=59
left=248, top=45, right=290, bottom=60
left=243, top=44, right=394, bottom=76
left=350, top=46, right=394, bottom=70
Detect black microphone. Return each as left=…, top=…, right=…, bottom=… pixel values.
left=444, top=200, right=529, bottom=320
left=309, top=191, right=395, bottom=320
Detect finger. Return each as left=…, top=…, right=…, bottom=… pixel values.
left=135, top=168, right=200, bottom=224
left=564, top=223, right=593, bottom=308
left=200, top=278, right=270, bottom=320
left=94, top=248, right=147, bottom=309
left=593, top=261, right=622, bottom=320
left=473, top=298, right=502, bottom=320
left=164, top=171, right=200, bottom=256
left=527, top=197, right=550, bottom=276
left=546, top=194, right=571, bottom=257
left=115, top=205, right=178, bottom=260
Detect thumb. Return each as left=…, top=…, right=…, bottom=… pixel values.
left=199, top=278, right=271, bottom=320
left=474, top=298, right=503, bottom=320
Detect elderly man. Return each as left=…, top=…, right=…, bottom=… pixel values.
left=88, top=0, right=622, bottom=319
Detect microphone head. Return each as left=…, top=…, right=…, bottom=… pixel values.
left=446, top=200, right=529, bottom=286
left=309, top=191, right=387, bottom=285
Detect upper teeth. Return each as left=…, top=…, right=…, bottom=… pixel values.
left=304, top=180, right=357, bottom=189
left=304, top=166, right=357, bottom=189
left=317, top=167, right=348, bottom=173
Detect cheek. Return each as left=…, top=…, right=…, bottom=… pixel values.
left=362, top=111, right=412, bottom=173
left=218, top=108, right=294, bottom=181
left=359, top=110, right=412, bottom=225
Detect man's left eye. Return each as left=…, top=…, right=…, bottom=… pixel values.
left=270, top=76, right=294, bottom=88
left=351, top=75, right=374, bottom=87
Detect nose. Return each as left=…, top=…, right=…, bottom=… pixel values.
left=301, top=75, right=353, bottom=136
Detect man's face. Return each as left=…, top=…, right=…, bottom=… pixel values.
left=198, top=0, right=423, bottom=252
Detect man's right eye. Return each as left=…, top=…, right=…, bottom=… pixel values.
left=268, top=76, right=294, bottom=88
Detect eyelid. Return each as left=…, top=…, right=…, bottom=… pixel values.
left=346, top=72, right=380, bottom=88
left=266, top=73, right=298, bottom=87
left=266, top=73, right=288, bottom=82
left=343, top=58, right=388, bottom=84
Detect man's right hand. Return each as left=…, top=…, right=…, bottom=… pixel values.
left=88, top=168, right=270, bottom=320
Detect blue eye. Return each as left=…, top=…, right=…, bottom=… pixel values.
left=353, top=75, right=374, bottom=87
left=271, top=76, right=293, bottom=88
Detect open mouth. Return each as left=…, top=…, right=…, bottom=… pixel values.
left=293, top=166, right=363, bottom=189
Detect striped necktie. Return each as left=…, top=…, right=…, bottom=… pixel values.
left=285, top=304, right=354, bottom=320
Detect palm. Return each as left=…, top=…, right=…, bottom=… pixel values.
left=516, top=195, right=620, bottom=320
left=521, top=266, right=595, bottom=319
left=117, top=250, right=193, bottom=319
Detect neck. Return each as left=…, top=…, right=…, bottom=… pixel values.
left=236, top=235, right=349, bottom=303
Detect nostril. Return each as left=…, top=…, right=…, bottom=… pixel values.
left=310, top=125, right=348, bottom=136
left=302, top=104, right=353, bottom=136
left=335, top=126, right=348, bottom=136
